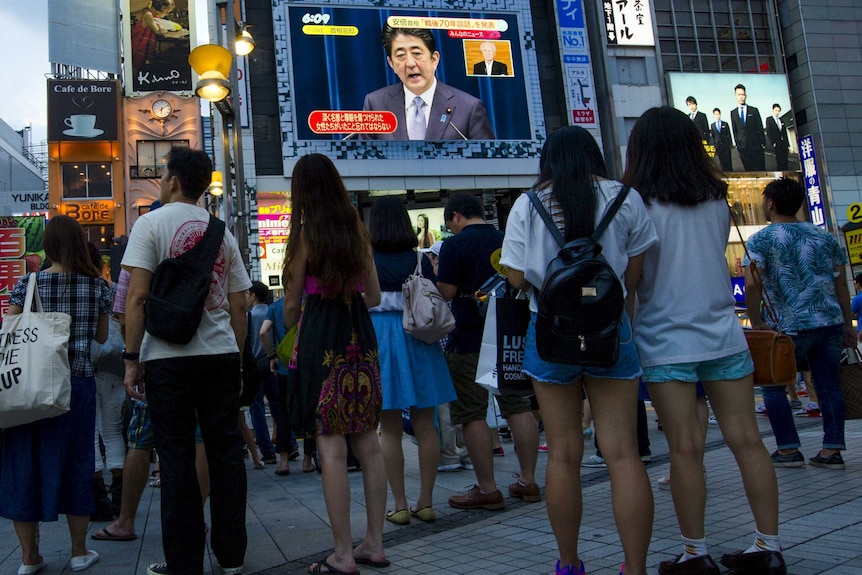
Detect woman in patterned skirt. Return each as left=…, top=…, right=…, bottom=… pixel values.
left=282, top=154, right=388, bottom=574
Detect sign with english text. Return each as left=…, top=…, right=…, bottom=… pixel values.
left=123, top=0, right=196, bottom=95
left=555, top=0, right=600, bottom=132
left=48, top=80, right=120, bottom=141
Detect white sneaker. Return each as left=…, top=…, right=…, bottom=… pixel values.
left=795, top=402, right=821, bottom=417
left=437, top=463, right=463, bottom=472
left=708, top=415, right=718, bottom=425
left=755, top=403, right=768, bottom=415
left=656, top=475, right=671, bottom=491
left=221, top=566, right=244, bottom=575
left=582, top=454, right=606, bottom=468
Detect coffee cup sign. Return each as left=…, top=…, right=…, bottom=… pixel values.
left=64, top=115, right=97, bottom=135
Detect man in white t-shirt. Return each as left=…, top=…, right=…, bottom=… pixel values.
left=122, top=147, right=252, bottom=575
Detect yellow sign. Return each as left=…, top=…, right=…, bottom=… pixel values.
left=848, top=203, right=862, bottom=224
left=490, top=248, right=509, bottom=277
left=845, top=228, right=862, bottom=265
left=60, top=201, right=114, bottom=224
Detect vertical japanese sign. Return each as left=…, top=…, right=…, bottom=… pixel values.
left=798, top=135, right=826, bottom=229
left=0, top=217, right=46, bottom=318
left=257, top=203, right=291, bottom=289
left=555, top=0, right=600, bottom=130
left=603, top=0, right=655, bottom=46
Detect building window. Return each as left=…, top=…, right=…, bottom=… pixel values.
left=133, top=140, right=189, bottom=179
left=61, top=163, right=113, bottom=199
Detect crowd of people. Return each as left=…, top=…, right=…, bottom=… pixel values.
left=1, top=106, right=854, bottom=575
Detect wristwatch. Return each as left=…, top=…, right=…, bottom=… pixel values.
left=123, top=351, right=140, bottom=361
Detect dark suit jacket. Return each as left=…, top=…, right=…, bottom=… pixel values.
left=730, top=105, right=765, bottom=151
left=690, top=111, right=710, bottom=143
left=765, top=116, right=789, bottom=151
left=472, top=60, right=508, bottom=76
left=360, top=81, right=495, bottom=140
left=711, top=120, right=731, bottom=153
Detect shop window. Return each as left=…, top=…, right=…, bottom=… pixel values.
left=133, top=140, right=189, bottom=179
left=61, top=163, right=113, bottom=200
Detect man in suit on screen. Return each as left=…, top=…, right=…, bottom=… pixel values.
left=686, top=96, right=711, bottom=144
left=765, top=103, right=790, bottom=171
left=472, top=41, right=508, bottom=76
left=730, top=83, right=766, bottom=171
left=711, top=107, right=733, bottom=172
left=361, top=25, right=495, bottom=140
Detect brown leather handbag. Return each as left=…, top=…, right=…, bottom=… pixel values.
left=731, top=208, right=797, bottom=386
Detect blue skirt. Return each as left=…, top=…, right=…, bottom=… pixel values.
left=371, top=311, right=458, bottom=411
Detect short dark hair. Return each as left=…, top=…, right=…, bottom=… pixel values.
left=249, top=280, right=269, bottom=303
left=713, top=107, right=721, bottom=114
left=381, top=25, right=436, bottom=57
left=685, top=96, right=697, bottom=105
left=762, top=177, right=805, bottom=217
left=772, top=103, right=781, bottom=110
left=734, top=83, right=746, bottom=92
left=855, top=273, right=862, bottom=285
left=369, top=196, right=418, bottom=253
left=165, top=147, right=212, bottom=201
left=444, top=193, right=484, bottom=223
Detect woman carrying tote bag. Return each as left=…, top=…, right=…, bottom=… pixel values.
left=0, top=216, right=112, bottom=574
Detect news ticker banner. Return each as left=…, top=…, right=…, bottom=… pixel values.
left=0, top=217, right=47, bottom=318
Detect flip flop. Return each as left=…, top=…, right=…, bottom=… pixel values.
left=91, top=527, right=137, bottom=541
left=355, top=556, right=390, bottom=568
left=307, top=558, right=359, bottom=574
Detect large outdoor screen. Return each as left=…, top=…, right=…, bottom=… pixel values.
left=284, top=6, right=533, bottom=141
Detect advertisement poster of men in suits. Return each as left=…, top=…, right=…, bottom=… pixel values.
left=667, top=73, right=800, bottom=173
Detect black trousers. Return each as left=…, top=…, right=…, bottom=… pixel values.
left=146, top=353, right=247, bottom=575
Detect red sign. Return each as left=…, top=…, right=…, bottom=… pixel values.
left=0, top=217, right=46, bottom=318
left=572, top=109, right=595, bottom=124
left=307, top=111, right=397, bottom=135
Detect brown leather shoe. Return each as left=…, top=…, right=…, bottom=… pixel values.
left=508, top=481, right=541, bottom=502
left=720, top=550, right=786, bottom=574
left=658, top=554, right=720, bottom=575
left=448, top=485, right=505, bottom=510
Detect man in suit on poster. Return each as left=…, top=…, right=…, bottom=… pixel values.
left=765, top=103, right=790, bottom=171
left=711, top=107, right=733, bottom=172
left=686, top=96, right=711, bottom=143
left=361, top=25, right=495, bottom=140
left=472, top=41, right=509, bottom=76
left=730, top=83, right=766, bottom=171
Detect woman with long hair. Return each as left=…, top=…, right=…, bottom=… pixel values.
left=415, top=213, right=435, bottom=249
left=1, top=215, right=112, bottom=573
left=282, top=154, right=388, bottom=573
left=623, top=106, right=784, bottom=575
left=501, top=126, right=657, bottom=575
left=367, top=196, right=457, bottom=526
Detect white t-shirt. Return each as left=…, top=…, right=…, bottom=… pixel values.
left=121, top=202, right=252, bottom=361
left=500, top=180, right=658, bottom=313
left=633, top=198, right=748, bottom=367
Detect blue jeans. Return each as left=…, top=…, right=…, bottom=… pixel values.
left=249, top=371, right=279, bottom=456
left=146, top=353, right=247, bottom=575
left=762, top=324, right=846, bottom=450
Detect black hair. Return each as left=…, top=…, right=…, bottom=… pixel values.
left=249, top=280, right=269, bottom=303
left=855, top=273, right=862, bottom=285
left=535, top=125, right=607, bottom=240
left=623, top=106, right=727, bottom=206
left=369, top=196, right=419, bottom=253
left=762, top=177, right=805, bottom=217
left=87, top=242, right=103, bottom=272
left=734, top=83, right=747, bottom=93
left=685, top=96, right=697, bottom=105
left=43, top=215, right=100, bottom=277
left=713, top=107, right=721, bottom=114
left=772, top=103, right=781, bottom=110
left=165, top=147, right=212, bottom=201
left=444, top=193, right=484, bottom=223
left=381, top=25, right=436, bottom=57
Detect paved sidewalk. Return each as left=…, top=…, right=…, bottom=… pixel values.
left=1, top=409, right=860, bottom=574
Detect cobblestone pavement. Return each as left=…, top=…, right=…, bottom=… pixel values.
left=1, top=406, right=859, bottom=574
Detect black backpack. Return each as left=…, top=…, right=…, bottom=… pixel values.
left=526, top=186, right=630, bottom=367
left=145, top=216, right=225, bottom=344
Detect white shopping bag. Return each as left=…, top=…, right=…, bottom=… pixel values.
left=0, top=273, right=72, bottom=428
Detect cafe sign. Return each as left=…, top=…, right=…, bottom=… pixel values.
left=59, top=201, right=114, bottom=224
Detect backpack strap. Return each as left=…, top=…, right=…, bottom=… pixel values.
left=176, top=216, right=226, bottom=273
left=592, top=185, right=630, bottom=241
left=527, top=190, right=565, bottom=248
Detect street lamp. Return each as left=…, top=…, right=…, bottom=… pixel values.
left=187, top=0, right=255, bottom=269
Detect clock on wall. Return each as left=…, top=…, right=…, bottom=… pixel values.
left=151, top=99, right=173, bottom=119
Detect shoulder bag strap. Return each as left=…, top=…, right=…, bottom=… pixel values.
left=728, top=205, right=783, bottom=330
left=527, top=190, right=565, bottom=248
left=414, top=250, right=423, bottom=276
left=176, top=216, right=226, bottom=273
left=592, top=185, right=630, bottom=241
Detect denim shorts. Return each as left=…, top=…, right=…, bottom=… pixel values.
left=521, top=312, right=642, bottom=384
left=641, top=350, right=754, bottom=383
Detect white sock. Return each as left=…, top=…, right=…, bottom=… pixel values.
left=744, top=530, right=781, bottom=553
left=679, top=536, right=708, bottom=562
